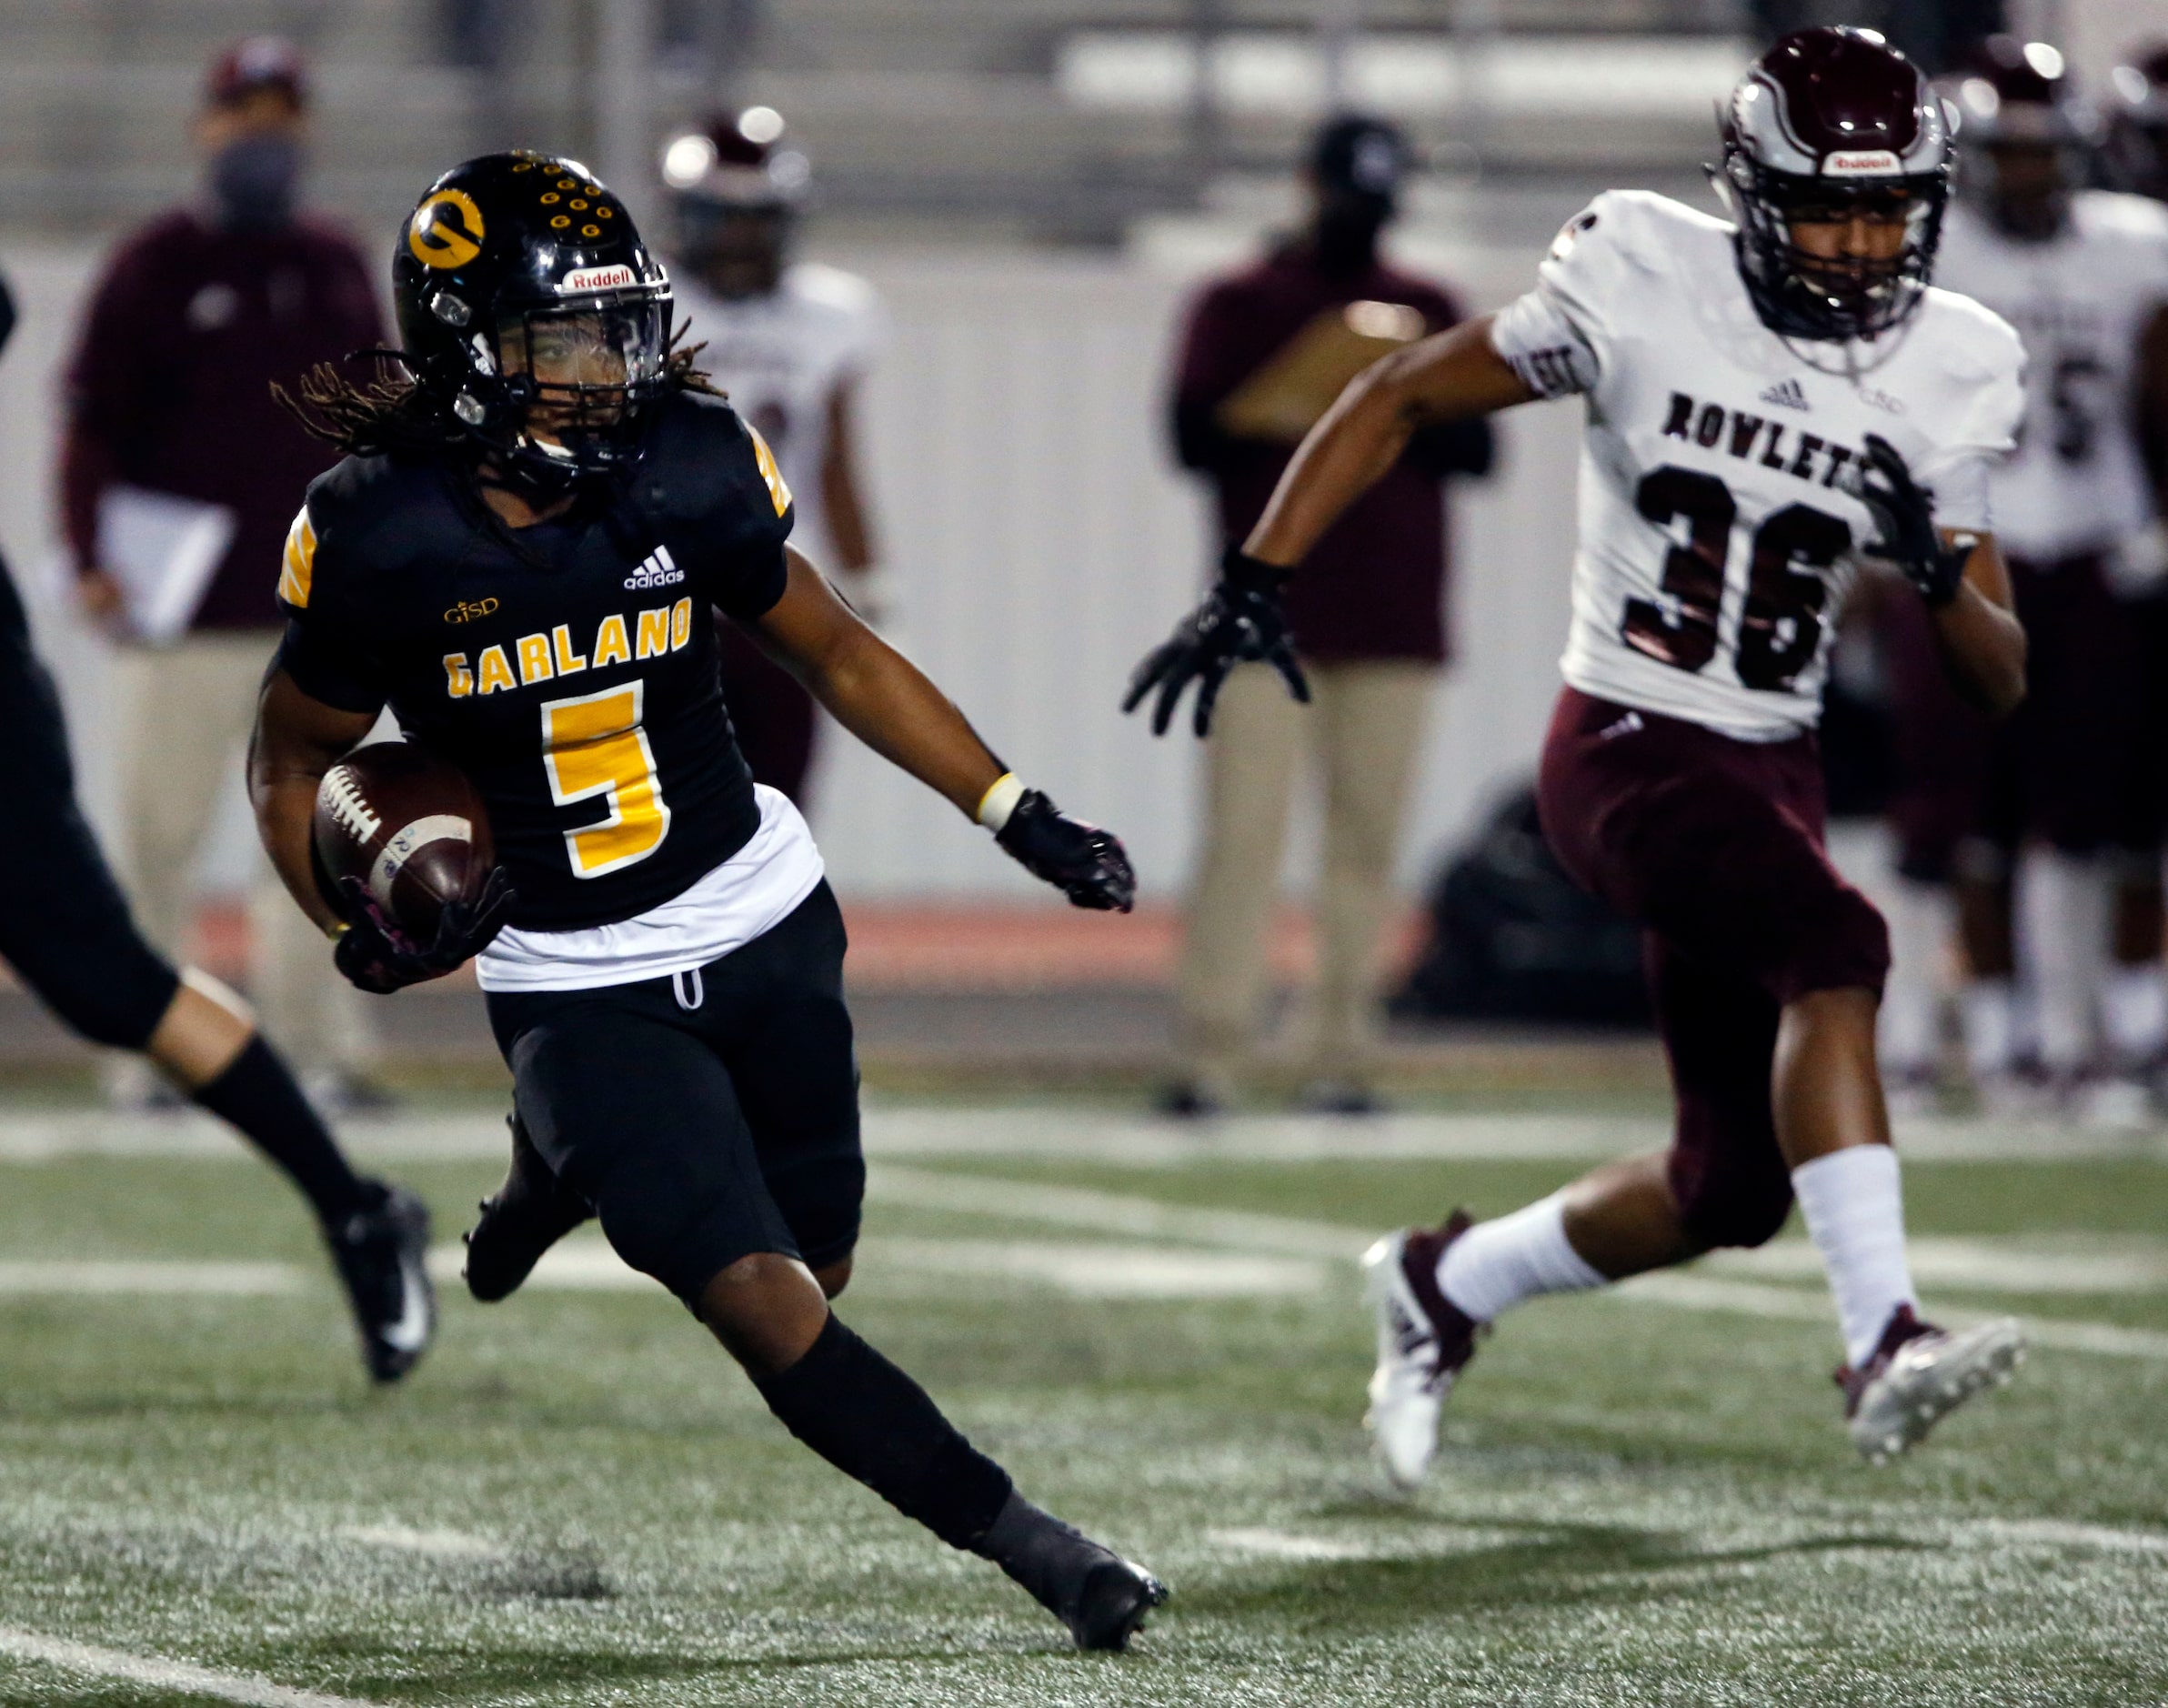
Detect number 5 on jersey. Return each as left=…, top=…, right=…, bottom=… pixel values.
left=541, top=680, right=670, bottom=878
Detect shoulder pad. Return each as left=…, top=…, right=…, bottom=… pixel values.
left=633, top=389, right=794, bottom=538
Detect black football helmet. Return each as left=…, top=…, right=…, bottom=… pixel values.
left=1716, top=27, right=1955, bottom=343
left=392, top=152, right=672, bottom=492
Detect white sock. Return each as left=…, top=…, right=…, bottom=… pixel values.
left=1960, top=977, right=2017, bottom=1081
left=1880, top=878, right=1952, bottom=1074
left=1791, top=1147, right=1918, bottom=1368
left=1436, top=1191, right=1607, bottom=1323
left=2017, top=849, right=2108, bottom=1076
left=2102, top=963, right=2168, bottom=1070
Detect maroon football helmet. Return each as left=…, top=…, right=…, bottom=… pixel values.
left=2104, top=44, right=2168, bottom=201
left=658, top=106, right=810, bottom=299
left=1949, top=37, right=2092, bottom=239
left=1718, top=27, right=1955, bottom=342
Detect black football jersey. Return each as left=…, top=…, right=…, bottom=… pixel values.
left=276, top=389, right=794, bottom=931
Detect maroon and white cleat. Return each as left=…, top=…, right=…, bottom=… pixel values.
left=1839, top=1304, right=2025, bottom=1464
left=1360, top=1211, right=1483, bottom=1488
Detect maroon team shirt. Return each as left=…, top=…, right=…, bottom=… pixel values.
left=1170, top=244, right=1472, bottom=664
left=62, top=209, right=384, bottom=631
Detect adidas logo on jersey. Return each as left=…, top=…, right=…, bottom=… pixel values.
left=624, top=545, right=684, bottom=591
left=1759, top=377, right=1811, bottom=411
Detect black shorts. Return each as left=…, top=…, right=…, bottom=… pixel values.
left=0, top=560, right=179, bottom=1050
left=485, top=880, right=863, bottom=1306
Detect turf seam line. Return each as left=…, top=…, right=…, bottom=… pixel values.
left=0, top=1624, right=378, bottom=1707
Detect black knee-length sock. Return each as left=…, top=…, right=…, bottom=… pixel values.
left=752, top=1314, right=1013, bottom=1549
left=191, top=1037, right=371, bottom=1226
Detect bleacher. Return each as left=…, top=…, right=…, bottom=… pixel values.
left=0, top=0, right=1745, bottom=241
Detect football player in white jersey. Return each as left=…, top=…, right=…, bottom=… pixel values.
left=1879, top=40, right=2168, bottom=1120
left=660, top=108, right=884, bottom=803
left=1129, top=27, right=2029, bottom=1476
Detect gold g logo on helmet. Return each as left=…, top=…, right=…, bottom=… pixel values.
left=408, top=189, right=486, bottom=269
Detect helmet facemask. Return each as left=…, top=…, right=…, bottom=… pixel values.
left=479, top=297, right=669, bottom=488
left=1721, top=148, right=1947, bottom=342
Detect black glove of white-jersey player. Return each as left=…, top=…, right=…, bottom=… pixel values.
left=996, top=791, right=1136, bottom=912
left=333, top=869, right=516, bottom=994
left=1123, top=546, right=1310, bottom=738
left=1857, top=433, right=1973, bottom=609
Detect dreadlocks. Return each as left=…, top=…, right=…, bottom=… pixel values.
left=274, top=328, right=722, bottom=460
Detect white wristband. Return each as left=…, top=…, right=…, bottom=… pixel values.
left=976, top=771, right=1026, bottom=831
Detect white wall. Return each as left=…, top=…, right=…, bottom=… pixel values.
left=0, top=234, right=1579, bottom=905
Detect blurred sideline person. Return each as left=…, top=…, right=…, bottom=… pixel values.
left=1889, top=40, right=2168, bottom=1118
left=0, top=271, right=432, bottom=1385
left=1153, top=115, right=1493, bottom=1117
left=1132, top=30, right=2027, bottom=1472
left=253, top=154, right=1163, bottom=1648
left=61, top=38, right=387, bottom=1110
left=660, top=107, right=883, bottom=807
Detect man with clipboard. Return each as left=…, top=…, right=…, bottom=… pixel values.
left=60, top=38, right=387, bottom=1109
left=1156, top=116, right=1493, bottom=1115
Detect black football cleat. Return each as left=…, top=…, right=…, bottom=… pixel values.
left=1069, top=1556, right=1169, bottom=1652
left=463, top=1113, right=592, bottom=1302
left=973, top=1491, right=1168, bottom=1652
left=327, top=1181, right=436, bottom=1383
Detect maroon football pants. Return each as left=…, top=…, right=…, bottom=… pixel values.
left=1538, top=688, right=1891, bottom=1251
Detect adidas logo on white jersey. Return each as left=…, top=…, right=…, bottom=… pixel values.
left=1759, top=377, right=1811, bottom=411
left=624, top=544, right=684, bottom=591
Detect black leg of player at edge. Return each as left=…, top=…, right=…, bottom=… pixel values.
left=0, top=558, right=434, bottom=1384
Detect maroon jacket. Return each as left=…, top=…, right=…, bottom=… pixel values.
left=1169, top=244, right=1490, bottom=664
left=63, top=209, right=384, bottom=631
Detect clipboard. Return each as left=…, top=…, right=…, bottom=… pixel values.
left=95, top=485, right=236, bottom=645
left=1215, top=299, right=1431, bottom=445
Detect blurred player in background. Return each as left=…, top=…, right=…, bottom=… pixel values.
left=1892, top=40, right=2168, bottom=1119
left=61, top=37, right=388, bottom=1110
left=0, top=272, right=431, bottom=1386
left=1135, top=29, right=2028, bottom=1472
left=1147, top=115, right=1492, bottom=1117
left=659, top=107, right=883, bottom=807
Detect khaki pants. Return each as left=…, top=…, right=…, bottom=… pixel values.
left=1177, top=659, right=1434, bottom=1088
left=111, top=634, right=377, bottom=1075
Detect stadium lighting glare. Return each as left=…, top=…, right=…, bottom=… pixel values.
left=662, top=133, right=717, bottom=187
left=738, top=105, right=786, bottom=145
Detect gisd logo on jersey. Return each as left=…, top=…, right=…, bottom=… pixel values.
left=748, top=427, right=792, bottom=518
left=409, top=189, right=485, bottom=270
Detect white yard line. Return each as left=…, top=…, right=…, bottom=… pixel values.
left=0, top=1107, right=2154, bottom=1165
left=873, top=1166, right=2168, bottom=1361
left=0, top=1261, right=300, bottom=1295
left=338, top=1522, right=507, bottom=1562
left=871, top=1164, right=1371, bottom=1261
left=0, top=1624, right=377, bottom=1707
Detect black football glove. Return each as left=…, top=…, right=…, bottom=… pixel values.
left=996, top=789, right=1136, bottom=912
left=332, top=868, right=516, bottom=994
left=1122, top=547, right=1310, bottom=738
left=1857, top=432, right=1973, bottom=608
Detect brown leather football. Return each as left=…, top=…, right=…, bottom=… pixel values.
left=313, top=742, right=496, bottom=942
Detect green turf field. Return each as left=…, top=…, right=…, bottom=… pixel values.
left=0, top=1108, right=2163, bottom=1706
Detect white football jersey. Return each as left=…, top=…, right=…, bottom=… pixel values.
left=671, top=262, right=885, bottom=567
left=1934, top=190, right=2168, bottom=563
left=1492, top=190, right=2023, bottom=743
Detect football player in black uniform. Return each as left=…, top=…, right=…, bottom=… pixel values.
left=248, top=154, right=1163, bottom=1650
left=0, top=271, right=432, bottom=1384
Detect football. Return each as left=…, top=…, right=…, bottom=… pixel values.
left=312, top=741, right=496, bottom=943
